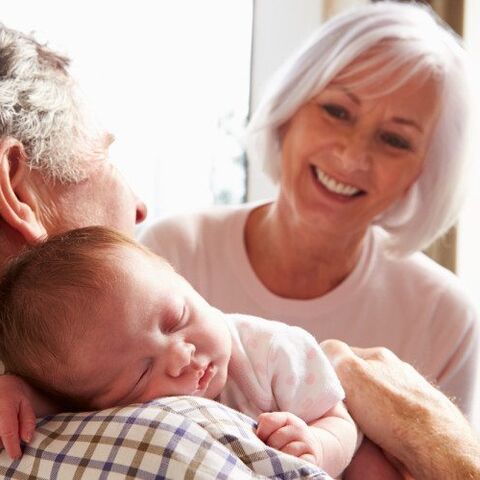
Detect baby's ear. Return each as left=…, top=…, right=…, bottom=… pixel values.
left=0, top=137, right=47, bottom=244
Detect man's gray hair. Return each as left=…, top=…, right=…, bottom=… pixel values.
left=0, top=24, right=105, bottom=183
left=245, top=1, right=475, bottom=257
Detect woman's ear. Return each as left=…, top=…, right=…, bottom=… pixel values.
left=0, top=137, right=47, bottom=244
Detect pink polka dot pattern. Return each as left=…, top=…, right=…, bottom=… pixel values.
left=271, top=349, right=281, bottom=364
left=285, top=375, right=295, bottom=386
left=301, top=398, right=314, bottom=410
left=307, top=348, right=317, bottom=360
left=254, top=363, right=266, bottom=377
left=306, top=373, right=316, bottom=385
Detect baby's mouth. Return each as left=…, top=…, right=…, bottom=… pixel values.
left=196, top=363, right=214, bottom=391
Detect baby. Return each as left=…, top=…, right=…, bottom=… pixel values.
left=0, top=227, right=400, bottom=479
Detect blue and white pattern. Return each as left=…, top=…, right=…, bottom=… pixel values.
left=0, top=396, right=331, bottom=479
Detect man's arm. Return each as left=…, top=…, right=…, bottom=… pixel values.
left=322, top=339, right=480, bottom=480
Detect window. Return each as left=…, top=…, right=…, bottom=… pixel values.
left=1, top=1, right=252, bottom=222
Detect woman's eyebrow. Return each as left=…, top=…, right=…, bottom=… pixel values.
left=391, top=116, right=423, bottom=133
left=329, top=86, right=361, bottom=105
left=343, top=89, right=360, bottom=105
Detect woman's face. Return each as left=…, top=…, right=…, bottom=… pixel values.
left=278, top=64, right=440, bottom=241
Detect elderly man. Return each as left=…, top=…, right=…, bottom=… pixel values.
left=0, top=22, right=479, bottom=480
left=0, top=26, right=146, bottom=254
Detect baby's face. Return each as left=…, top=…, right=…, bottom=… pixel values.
left=59, top=246, right=232, bottom=409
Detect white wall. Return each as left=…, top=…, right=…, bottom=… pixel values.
left=0, top=1, right=252, bottom=223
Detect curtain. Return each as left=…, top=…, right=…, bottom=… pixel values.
left=422, top=0, right=464, bottom=272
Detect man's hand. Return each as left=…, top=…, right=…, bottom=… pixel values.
left=0, top=375, right=36, bottom=459
left=321, top=339, right=480, bottom=480
left=256, top=411, right=319, bottom=465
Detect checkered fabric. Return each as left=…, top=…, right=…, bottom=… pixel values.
left=0, top=396, right=331, bottom=479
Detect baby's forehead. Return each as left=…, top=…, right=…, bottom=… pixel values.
left=108, top=244, right=165, bottom=269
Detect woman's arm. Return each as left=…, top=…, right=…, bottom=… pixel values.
left=322, top=340, right=480, bottom=480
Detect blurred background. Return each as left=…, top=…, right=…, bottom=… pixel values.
left=1, top=0, right=479, bottom=423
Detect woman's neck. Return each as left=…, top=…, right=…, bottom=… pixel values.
left=244, top=201, right=367, bottom=299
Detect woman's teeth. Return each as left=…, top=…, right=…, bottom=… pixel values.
left=314, top=167, right=361, bottom=196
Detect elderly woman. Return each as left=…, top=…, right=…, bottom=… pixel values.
left=142, top=1, right=478, bottom=424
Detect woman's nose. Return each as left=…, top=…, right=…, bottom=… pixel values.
left=336, top=134, right=371, bottom=173
left=166, top=342, right=196, bottom=378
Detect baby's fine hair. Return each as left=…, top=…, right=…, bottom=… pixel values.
left=0, top=226, right=153, bottom=400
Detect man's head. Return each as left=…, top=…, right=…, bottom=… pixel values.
left=0, top=226, right=231, bottom=410
left=0, top=24, right=146, bottom=259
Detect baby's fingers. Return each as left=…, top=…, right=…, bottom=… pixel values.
left=256, top=412, right=290, bottom=442
left=0, top=405, right=21, bottom=459
left=19, top=399, right=36, bottom=444
left=0, top=427, right=21, bottom=459
left=299, top=452, right=316, bottom=465
left=281, top=440, right=313, bottom=461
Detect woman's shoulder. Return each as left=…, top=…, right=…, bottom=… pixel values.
left=373, top=230, right=476, bottom=317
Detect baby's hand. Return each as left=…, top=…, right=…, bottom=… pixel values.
left=256, top=411, right=319, bottom=465
left=0, top=375, right=36, bottom=459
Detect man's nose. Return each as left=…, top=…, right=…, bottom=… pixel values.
left=135, top=199, right=147, bottom=224
left=166, top=342, right=196, bottom=378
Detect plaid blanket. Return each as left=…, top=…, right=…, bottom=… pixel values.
left=0, top=396, right=331, bottom=479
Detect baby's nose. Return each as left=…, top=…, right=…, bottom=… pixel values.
left=166, top=342, right=196, bottom=377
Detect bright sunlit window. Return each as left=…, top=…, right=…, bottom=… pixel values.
left=1, top=1, right=252, bottom=224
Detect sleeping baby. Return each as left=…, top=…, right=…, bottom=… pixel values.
left=0, top=226, right=401, bottom=479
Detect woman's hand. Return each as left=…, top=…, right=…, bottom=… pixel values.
left=321, top=340, right=480, bottom=480
left=0, top=375, right=36, bottom=459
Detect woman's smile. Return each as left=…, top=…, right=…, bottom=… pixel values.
left=311, top=165, right=365, bottom=198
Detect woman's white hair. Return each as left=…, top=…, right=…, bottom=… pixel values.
left=245, top=1, right=474, bottom=257
left=0, top=24, right=105, bottom=183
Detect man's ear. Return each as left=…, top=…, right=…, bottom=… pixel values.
left=0, top=137, right=47, bottom=244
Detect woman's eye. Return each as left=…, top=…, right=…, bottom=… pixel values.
left=322, top=104, right=350, bottom=121
left=380, top=132, right=411, bottom=151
